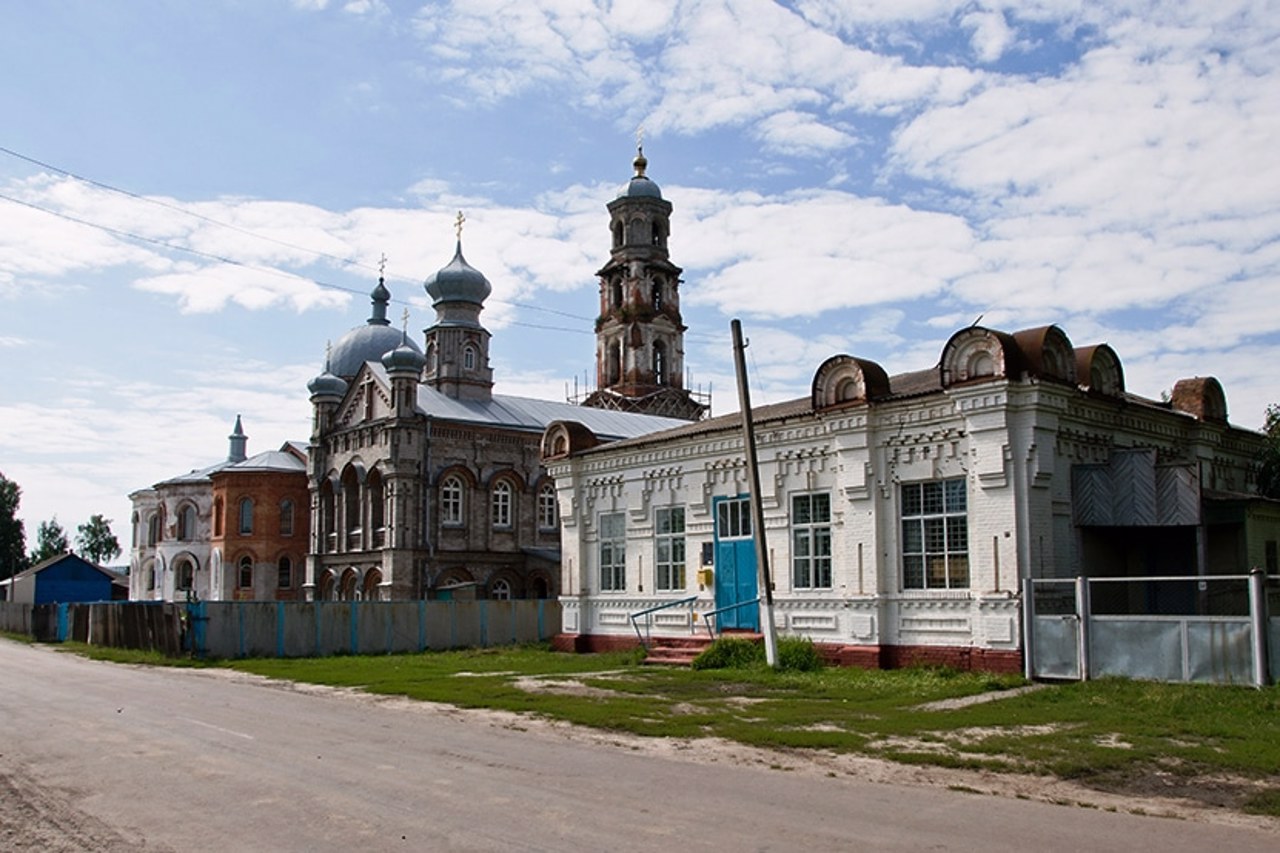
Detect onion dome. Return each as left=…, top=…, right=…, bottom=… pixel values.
left=308, top=365, right=349, bottom=400
left=309, top=343, right=351, bottom=399
left=618, top=146, right=662, bottom=199
left=425, top=240, right=492, bottom=307
left=382, top=332, right=427, bottom=375
left=329, top=278, right=419, bottom=377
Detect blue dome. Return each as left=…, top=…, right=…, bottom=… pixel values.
left=382, top=337, right=427, bottom=374
left=307, top=368, right=349, bottom=399
left=616, top=149, right=662, bottom=200
left=327, top=279, right=421, bottom=377
left=425, top=241, right=491, bottom=306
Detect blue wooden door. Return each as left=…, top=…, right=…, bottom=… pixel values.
left=713, top=496, right=758, bottom=631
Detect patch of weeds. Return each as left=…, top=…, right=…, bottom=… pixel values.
left=777, top=636, right=825, bottom=672
left=1243, top=788, right=1280, bottom=817
left=691, top=638, right=764, bottom=670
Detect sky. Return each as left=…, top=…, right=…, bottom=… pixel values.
left=2, top=0, right=1278, bottom=556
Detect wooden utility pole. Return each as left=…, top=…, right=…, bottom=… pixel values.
left=731, top=319, right=778, bottom=667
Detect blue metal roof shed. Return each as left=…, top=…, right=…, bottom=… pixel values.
left=4, top=553, right=117, bottom=605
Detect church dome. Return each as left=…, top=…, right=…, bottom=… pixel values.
left=328, top=279, right=420, bottom=378
left=425, top=241, right=492, bottom=306
left=617, top=149, right=663, bottom=200
left=382, top=336, right=427, bottom=374
left=307, top=367, right=349, bottom=400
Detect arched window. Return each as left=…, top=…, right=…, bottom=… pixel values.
left=277, top=556, right=292, bottom=589
left=607, top=341, right=621, bottom=386
left=131, top=512, right=140, bottom=547
left=238, top=498, right=254, bottom=535
left=537, top=483, right=557, bottom=530
left=652, top=220, right=664, bottom=246
left=279, top=499, right=294, bottom=536
left=177, top=505, right=196, bottom=541
left=146, top=563, right=156, bottom=591
left=238, top=555, right=253, bottom=589
left=491, top=578, right=511, bottom=600
left=491, top=480, right=512, bottom=529
left=213, top=498, right=223, bottom=537
left=441, top=475, right=464, bottom=525
left=651, top=281, right=663, bottom=311
left=425, top=342, right=437, bottom=373
left=146, top=514, right=160, bottom=547
left=463, top=345, right=476, bottom=371
left=175, top=558, right=194, bottom=591
left=653, top=341, right=667, bottom=385
left=610, top=280, right=623, bottom=309
left=612, top=220, right=623, bottom=248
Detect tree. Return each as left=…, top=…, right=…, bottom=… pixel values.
left=29, top=516, right=70, bottom=565
left=76, top=514, right=121, bottom=565
left=1259, top=404, right=1280, bottom=500
left=0, top=471, right=26, bottom=580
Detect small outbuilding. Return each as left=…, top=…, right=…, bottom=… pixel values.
left=0, top=552, right=118, bottom=605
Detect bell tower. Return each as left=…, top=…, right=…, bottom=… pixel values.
left=580, top=147, right=708, bottom=421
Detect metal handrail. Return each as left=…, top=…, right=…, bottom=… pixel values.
left=701, top=597, right=761, bottom=640
left=628, top=596, right=698, bottom=649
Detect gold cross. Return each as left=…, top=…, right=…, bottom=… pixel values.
left=455, top=210, right=466, bottom=240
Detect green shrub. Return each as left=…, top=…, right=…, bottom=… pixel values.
left=776, top=636, right=825, bottom=672
left=691, top=637, right=764, bottom=670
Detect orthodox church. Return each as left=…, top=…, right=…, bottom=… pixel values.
left=302, top=150, right=698, bottom=601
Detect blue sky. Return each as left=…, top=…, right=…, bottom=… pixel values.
left=2, top=0, right=1278, bottom=551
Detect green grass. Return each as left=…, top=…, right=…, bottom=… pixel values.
left=38, top=639, right=1280, bottom=817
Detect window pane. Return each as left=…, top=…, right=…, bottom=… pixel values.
left=921, top=481, right=944, bottom=515
left=814, top=527, right=831, bottom=558
left=792, top=494, right=811, bottom=525
left=926, top=555, right=948, bottom=588
left=945, top=478, right=967, bottom=513
left=902, top=483, right=921, bottom=516
left=813, top=492, right=830, bottom=522
left=946, top=516, right=968, bottom=552
left=948, top=554, right=969, bottom=588
left=902, top=519, right=922, bottom=554
left=924, top=518, right=946, bottom=552
left=904, top=555, right=924, bottom=589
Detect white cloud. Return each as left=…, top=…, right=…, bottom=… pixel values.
left=963, top=9, right=1016, bottom=63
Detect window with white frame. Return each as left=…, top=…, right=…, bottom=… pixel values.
left=491, top=480, right=512, bottom=528
left=791, top=492, right=832, bottom=589
left=599, top=512, right=626, bottom=591
left=901, top=478, right=969, bottom=590
left=441, top=476, right=463, bottom=526
left=491, top=578, right=511, bottom=600
left=463, top=345, right=476, bottom=370
left=238, top=498, right=254, bottom=535
left=655, top=506, right=685, bottom=591
left=238, top=555, right=253, bottom=589
left=537, top=483, right=557, bottom=530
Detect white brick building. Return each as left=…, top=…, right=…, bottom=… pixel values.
left=542, top=324, right=1279, bottom=670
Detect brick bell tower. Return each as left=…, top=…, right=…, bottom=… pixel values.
left=579, top=146, right=708, bottom=421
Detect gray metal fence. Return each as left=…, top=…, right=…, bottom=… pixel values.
left=1024, top=571, right=1275, bottom=687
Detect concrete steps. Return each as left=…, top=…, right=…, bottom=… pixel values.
left=641, top=632, right=763, bottom=666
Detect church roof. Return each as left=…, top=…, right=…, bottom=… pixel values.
left=363, top=363, right=682, bottom=440
left=329, top=279, right=420, bottom=378
left=221, top=448, right=307, bottom=474
left=425, top=240, right=492, bottom=307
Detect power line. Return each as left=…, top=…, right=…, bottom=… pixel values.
left=0, top=144, right=600, bottom=323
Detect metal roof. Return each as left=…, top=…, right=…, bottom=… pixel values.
left=363, top=363, right=685, bottom=440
